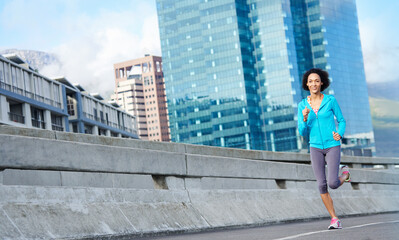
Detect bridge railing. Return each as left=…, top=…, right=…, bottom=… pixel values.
left=0, top=125, right=398, bottom=239
left=0, top=125, right=397, bottom=171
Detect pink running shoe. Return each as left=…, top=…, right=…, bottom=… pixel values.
left=341, top=165, right=351, bottom=182
left=328, top=217, right=342, bottom=229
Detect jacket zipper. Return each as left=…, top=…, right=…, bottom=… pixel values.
left=316, top=115, right=324, bottom=149
left=308, top=98, right=325, bottom=149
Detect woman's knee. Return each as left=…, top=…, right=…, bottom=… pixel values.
left=328, top=180, right=340, bottom=189
left=318, top=183, right=328, bottom=194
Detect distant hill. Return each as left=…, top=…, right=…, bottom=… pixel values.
left=367, top=81, right=399, bottom=157
left=369, top=97, right=399, bottom=157
left=0, top=49, right=60, bottom=72
left=367, top=81, right=399, bottom=101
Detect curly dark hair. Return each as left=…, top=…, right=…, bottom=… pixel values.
left=302, top=68, right=330, bottom=92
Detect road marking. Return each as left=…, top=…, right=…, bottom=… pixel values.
left=273, top=220, right=399, bottom=240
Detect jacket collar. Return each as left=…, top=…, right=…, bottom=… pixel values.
left=319, top=94, right=332, bottom=109
left=304, top=94, right=332, bottom=109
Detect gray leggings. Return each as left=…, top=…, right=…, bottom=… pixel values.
left=310, top=146, right=341, bottom=194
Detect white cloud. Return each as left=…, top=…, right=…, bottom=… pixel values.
left=359, top=19, right=399, bottom=83
left=10, top=0, right=398, bottom=90
left=140, top=13, right=162, bottom=56
left=358, top=2, right=399, bottom=84
left=38, top=2, right=161, bottom=98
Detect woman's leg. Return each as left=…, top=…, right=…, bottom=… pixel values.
left=310, top=146, right=339, bottom=219
left=320, top=192, right=337, bottom=219
left=325, top=146, right=347, bottom=189
left=321, top=146, right=348, bottom=220
left=310, top=147, right=328, bottom=194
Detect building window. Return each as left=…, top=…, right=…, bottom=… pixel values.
left=8, top=100, right=24, bottom=124
left=100, top=111, right=105, bottom=123
left=99, top=128, right=107, bottom=136
left=31, top=107, right=45, bottom=129
left=51, top=114, right=64, bottom=131
left=84, top=124, right=93, bottom=134
left=67, top=96, right=75, bottom=116
left=93, top=108, right=98, bottom=121
left=72, top=123, right=78, bottom=133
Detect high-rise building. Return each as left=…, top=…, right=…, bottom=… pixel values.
left=111, top=55, right=170, bottom=142
left=156, top=0, right=375, bottom=155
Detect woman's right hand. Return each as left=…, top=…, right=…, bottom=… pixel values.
left=302, top=106, right=310, bottom=122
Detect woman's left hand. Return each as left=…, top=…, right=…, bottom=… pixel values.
left=332, top=131, right=341, bottom=141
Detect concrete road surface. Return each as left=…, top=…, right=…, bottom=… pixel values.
left=141, top=212, right=399, bottom=240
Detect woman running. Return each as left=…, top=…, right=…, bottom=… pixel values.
left=297, top=68, right=351, bottom=230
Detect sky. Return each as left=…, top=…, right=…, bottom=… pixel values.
left=0, top=0, right=398, bottom=97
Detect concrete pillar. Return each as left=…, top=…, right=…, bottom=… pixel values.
left=44, top=110, right=52, bottom=130
left=23, top=103, right=32, bottom=127
left=106, top=130, right=111, bottom=137
left=117, top=133, right=122, bottom=138
left=0, top=95, right=8, bottom=122
left=78, top=121, right=85, bottom=134
left=63, top=116, right=69, bottom=132
left=92, top=125, right=99, bottom=135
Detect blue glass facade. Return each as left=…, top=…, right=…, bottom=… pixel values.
left=157, top=0, right=262, bottom=149
left=316, top=0, right=373, bottom=137
left=156, top=0, right=374, bottom=154
left=249, top=1, right=303, bottom=151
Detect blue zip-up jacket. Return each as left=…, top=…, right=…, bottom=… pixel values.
left=297, top=94, right=346, bottom=149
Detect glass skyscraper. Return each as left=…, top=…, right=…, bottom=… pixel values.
left=156, top=0, right=375, bottom=155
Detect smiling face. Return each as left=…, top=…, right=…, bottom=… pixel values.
left=307, top=73, right=323, bottom=94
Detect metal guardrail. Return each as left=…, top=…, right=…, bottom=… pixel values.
left=51, top=124, right=64, bottom=131
left=31, top=119, right=45, bottom=129
left=0, top=82, right=12, bottom=91
left=1, top=82, right=62, bottom=108
left=81, top=112, right=135, bottom=134
left=8, top=112, right=25, bottom=124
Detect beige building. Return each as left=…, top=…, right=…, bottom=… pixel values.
left=111, top=55, right=169, bottom=142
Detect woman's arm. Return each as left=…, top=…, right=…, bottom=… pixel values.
left=297, top=102, right=309, bottom=137
left=332, top=97, right=346, bottom=138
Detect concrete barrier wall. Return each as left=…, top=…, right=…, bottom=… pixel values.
left=0, top=125, right=398, bottom=239
left=1, top=125, right=397, bottom=167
